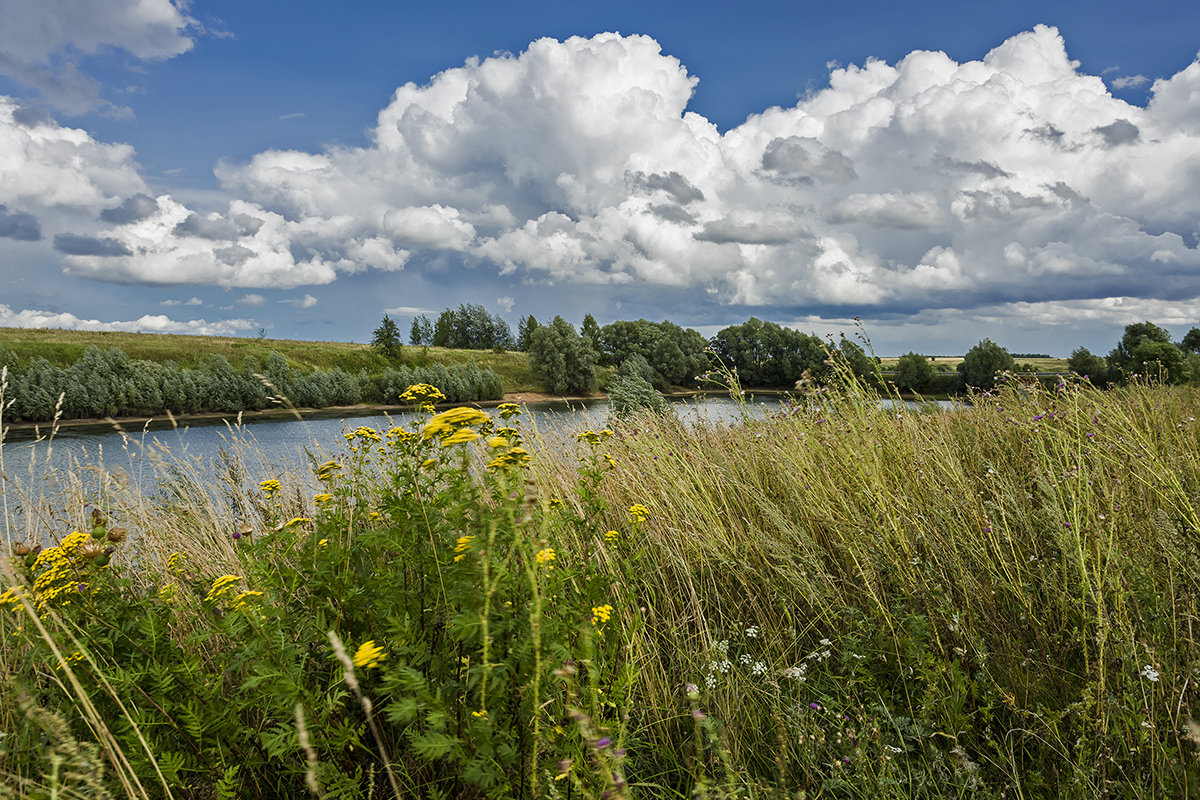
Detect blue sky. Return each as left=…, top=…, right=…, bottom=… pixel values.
left=2, top=0, right=1199, bottom=355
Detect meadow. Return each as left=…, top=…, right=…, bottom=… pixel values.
left=1, top=369, right=1198, bottom=798
left=0, top=327, right=544, bottom=394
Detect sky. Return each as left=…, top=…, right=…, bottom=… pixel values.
left=2, top=1, right=1200, bottom=356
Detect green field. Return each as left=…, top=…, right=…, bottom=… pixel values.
left=0, top=327, right=545, bottom=394
left=877, top=354, right=1070, bottom=372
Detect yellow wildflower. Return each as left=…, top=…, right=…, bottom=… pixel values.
left=535, top=548, right=556, bottom=568
left=486, top=446, right=531, bottom=471
left=313, top=493, right=334, bottom=505
left=205, top=574, right=242, bottom=604
left=231, top=590, right=264, bottom=611
left=167, top=552, right=187, bottom=572
left=592, top=604, right=614, bottom=625
left=316, top=461, right=342, bottom=481
left=422, top=407, right=491, bottom=440
left=318, top=538, right=329, bottom=547
left=441, top=428, right=481, bottom=447
left=259, top=479, right=281, bottom=496
left=496, top=402, right=520, bottom=420
left=352, top=640, right=387, bottom=669
left=604, top=530, right=619, bottom=543
left=453, top=535, right=475, bottom=562
left=471, top=709, right=489, bottom=718
left=157, top=583, right=177, bottom=602
left=399, top=383, right=447, bottom=408
left=628, top=504, right=649, bottom=524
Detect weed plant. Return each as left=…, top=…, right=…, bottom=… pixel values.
left=2, top=362, right=1200, bottom=798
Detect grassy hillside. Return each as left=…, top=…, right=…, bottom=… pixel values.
left=878, top=354, right=1070, bottom=372
left=0, top=327, right=544, bottom=394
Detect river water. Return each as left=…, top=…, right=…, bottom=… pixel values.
left=0, top=395, right=781, bottom=491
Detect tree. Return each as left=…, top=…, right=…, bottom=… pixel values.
left=580, top=313, right=602, bottom=354
left=527, top=316, right=599, bottom=395
left=371, top=315, right=403, bottom=361
left=957, top=339, right=1016, bottom=391
left=1067, top=347, right=1108, bottom=386
left=1181, top=327, right=1200, bottom=354
left=1132, top=339, right=1192, bottom=384
left=517, top=315, right=540, bottom=351
left=608, top=374, right=668, bottom=418
left=410, top=315, right=433, bottom=346
left=894, top=352, right=934, bottom=393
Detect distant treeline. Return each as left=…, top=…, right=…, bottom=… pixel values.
left=0, top=346, right=501, bottom=423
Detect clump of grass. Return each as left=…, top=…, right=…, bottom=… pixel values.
left=2, top=370, right=1200, bottom=798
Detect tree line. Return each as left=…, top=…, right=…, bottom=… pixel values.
left=0, top=345, right=501, bottom=423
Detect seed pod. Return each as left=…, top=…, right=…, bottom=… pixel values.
left=78, top=540, right=106, bottom=560
left=91, top=508, right=106, bottom=526
left=91, top=524, right=107, bottom=539
left=12, top=542, right=32, bottom=557
left=93, top=553, right=111, bottom=567
left=106, top=527, right=128, bottom=543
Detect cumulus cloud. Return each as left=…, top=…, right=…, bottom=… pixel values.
left=0, top=304, right=256, bottom=336
left=496, top=295, right=514, bottom=312
left=160, top=296, right=202, bottom=306
left=0, top=0, right=196, bottom=114
left=281, top=294, right=317, bottom=309
left=237, top=293, right=266, bottom=307
left=31, top=27, right=1200, bottom=335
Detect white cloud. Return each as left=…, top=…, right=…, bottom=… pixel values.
left=383, top=305, right=434, bottom=315
left=25, top=27, right=1200, bottom=337
left=281, top=293, right=317, bottom=309
left=0, top=304, right=256, bottom=336
left=237, top=293, right=265, bottom=306
left=496, top=296, right=514, bottom=312
left=0, top=0, right=195, bottom=114
left=1112, top=74, right=1149, bottom=89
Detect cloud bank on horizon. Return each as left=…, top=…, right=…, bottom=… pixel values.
left=2, top=7, right=1200, bottom=343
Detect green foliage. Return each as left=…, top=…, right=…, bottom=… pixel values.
left=1067, top=346, right=1109, bottom=386
left=370, top=315, right=404, bottom=361
left=431, top=304, right=514, bottom=351
left=409, top=315, right=433, bottom=346
left=957, top=338, right=1016, bottom=391
left=527, top=317, right=600, bottom=395
left=597, top=319, right=709, bottom=388
left=516, top=315, right=540, bottom=352
left=709, top=317, right=827, bottom=387
left=2, top=405, right=640, bottom=799
left=1182, top=327, right=1200, bottom=354
left=607, top=373, right=668, bottom=418
left=894, top=352, right=934, bottom=393
left=1106, top=322, right=1190, bottom=385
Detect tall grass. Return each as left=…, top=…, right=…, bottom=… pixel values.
left=2, top=370, right=1199, bottom=798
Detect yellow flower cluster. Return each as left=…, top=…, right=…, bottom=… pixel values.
left=628, top=504, right=649, bottom=524
left=386, top=427, right=417, bottom=443
left=453, top=535, right=475, bottom=562
left=575, top=429, right=614, bottom=446
left=231, top=590, right=264, bottom=611
left=205, top=574, right=242, bottom=604
left=259, top=479, right=281, bottom=497
left=345, top=426, right=382, bottom=444
left=27, top=531, right=93, bottom=610
left=313, top=493, right=334, bottom=506
left=604, top=530, right=620, bottom=543
left=316, top=461, right=342, bottom=481
left=422, top=407, right=491, bottom=443
left=535, top=547, right=556, bottom=569
left=353, top=640, right=387, bottom=669
left=0, top=586, right=29, bottom=613
left=487, top=446, right=531, bottom=472
left=399, top=383, right=447, bottom=412
left=441, top=428, right=481, bottom=447
left=496, top=402, right=521, bottom=420
left=281, top=517, right=311, bottom=529
left=591, top=604, right=614, bottom=625
left=157, top=583, right=178, bottom=602
left=167, top=551, right=188, bottom=572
